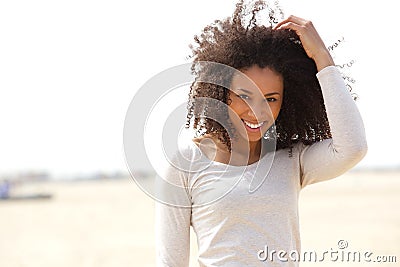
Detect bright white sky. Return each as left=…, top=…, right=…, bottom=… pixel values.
left=0, top=0, right=398, bottom=178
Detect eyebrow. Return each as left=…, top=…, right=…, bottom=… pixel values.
left=236, top=88, right=281, bottom=97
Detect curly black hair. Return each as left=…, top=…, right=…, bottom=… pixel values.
left=186, top=0, right=335, bottom=153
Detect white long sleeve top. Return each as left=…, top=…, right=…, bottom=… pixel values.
left=155, top=66, right=368, bottom=267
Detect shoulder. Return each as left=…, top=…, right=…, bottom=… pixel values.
left=274, top=141, right=305, bottom=158
left=168, top=141, right=200, bottom=168
left=289, top=140, right=324, bottom=158
left=162, top=138, right=211, bottom=177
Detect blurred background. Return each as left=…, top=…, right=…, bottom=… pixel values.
left=0, top=0, right=399, bottom=266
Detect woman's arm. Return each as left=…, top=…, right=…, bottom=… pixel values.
left=275, top=16, right=368, bottom=187
left=298, top=65, right=367, bottom=187
left=155, top=156, right=192, bottom=266
left=155, top=203, right=191, bottom=266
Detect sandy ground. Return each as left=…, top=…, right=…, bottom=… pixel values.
left=0, top=171, right=399, bottom=267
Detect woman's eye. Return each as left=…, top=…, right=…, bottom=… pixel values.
left=265, top=97, right=277, bottom=102
left=238, top=94, right=249, bottom=100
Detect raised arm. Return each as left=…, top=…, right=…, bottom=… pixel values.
left=275, top=16, right=368, bottom=187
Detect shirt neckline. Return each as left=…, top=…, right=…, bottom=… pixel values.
left=189, top=140, right=274, bottom=170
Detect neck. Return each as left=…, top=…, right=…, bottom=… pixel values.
left=230, top=138, right=262, bottom=165
left=194, top=134, right=265, bottom=166
left=250, top=140, right=261, bottom=154
left=248, top=140, right=262, bottom=164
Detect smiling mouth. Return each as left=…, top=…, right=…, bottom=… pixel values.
left=242, top=120, right=265, bottom=130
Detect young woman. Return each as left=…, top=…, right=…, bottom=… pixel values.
left=155, top=1, right=367, bottom=266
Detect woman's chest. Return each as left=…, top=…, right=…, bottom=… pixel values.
left=189, top=155, right=301, bottom=214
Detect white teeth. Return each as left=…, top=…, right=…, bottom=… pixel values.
left=243, top=120, right=264, bottom=129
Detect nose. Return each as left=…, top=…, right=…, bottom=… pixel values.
left=246, top=102, right=270, bottom=122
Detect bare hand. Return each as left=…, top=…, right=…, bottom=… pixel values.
left=274, top=15, right=334, bottom=71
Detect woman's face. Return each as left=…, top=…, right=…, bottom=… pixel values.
left=228, top=65, right=284, bottom=143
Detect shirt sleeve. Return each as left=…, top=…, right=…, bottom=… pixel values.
left=155, top=151, right=192, bottom=267
left=299, top=65, right=368, bottom=188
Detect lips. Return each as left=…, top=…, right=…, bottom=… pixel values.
left=242, top=119, right=265, bottom=132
